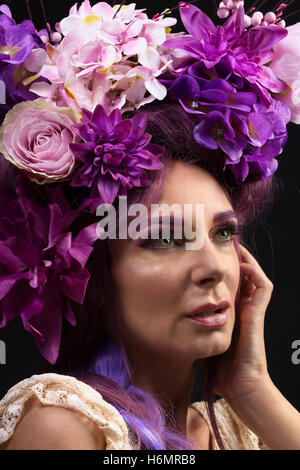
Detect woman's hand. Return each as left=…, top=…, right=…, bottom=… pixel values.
left=211, top=243, right=274, bottom=403
left=210, top=244, right=300, bottom=450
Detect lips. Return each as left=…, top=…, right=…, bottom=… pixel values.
left=186, top=300, right=230, bottom=317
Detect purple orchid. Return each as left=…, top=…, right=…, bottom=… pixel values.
left=0, top=63, right=41, bottom=105
left=0, top=173, right=101, bottom=364
left=228, top=99, right=291, bottom=183
left=163, top=5, right=288, bottom=104
left=0, top=5, right=44, bottom=57
left=166, top=67, right=290, bottom=183
left=0, top=6, right=46, bottom=122
left=69, top=105, right=165, bottom=210
left=0, top=60, right=46, bottom=126
left=193, top=109, right=243, bottom=162
left=0, top=22, right=34, bottom=66
left=160, top=4, right=291, bottom=184
left=169, top=75, right=258, bottom=114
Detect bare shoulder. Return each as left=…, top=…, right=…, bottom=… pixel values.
left=2, top=395, right=106, bottom=450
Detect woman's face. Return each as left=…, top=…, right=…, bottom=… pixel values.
left=108, top=160, right=241, bottom=364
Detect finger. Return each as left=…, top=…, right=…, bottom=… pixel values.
left=239, top=244, right=273, bottom=286
left=240, top=275, right=255, bottom=298
left=239, top=244, right=262, bottom=268
left=239, top=262, right=273, bottom=313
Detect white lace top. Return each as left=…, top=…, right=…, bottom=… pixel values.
left=0, top=373, right=269, bottom=450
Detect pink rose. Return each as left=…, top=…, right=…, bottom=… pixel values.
left=0, top=99, right=81, bottom=184
left=270, top=23, right=300, bottom=124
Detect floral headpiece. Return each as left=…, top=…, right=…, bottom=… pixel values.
left=0, top=0, right=299, bottom=364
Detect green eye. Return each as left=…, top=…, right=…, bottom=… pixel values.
left=140, top=235, right=185, bottom=250
left=159, top=238, right=173, bottom=247
left=154, top=237, right=178, bottom=248
left=214, top=223, right=239, bottom=242
left=138, top=222, right=239, bottom=250
left=216, top=228, right=231, bottom=241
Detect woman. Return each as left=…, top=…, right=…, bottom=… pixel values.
left=0, top=0, right=300, bottom=451
left=0, top=102, right=299, bottom=450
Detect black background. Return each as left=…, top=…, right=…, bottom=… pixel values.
left=1, top=1, right=299, bottom=411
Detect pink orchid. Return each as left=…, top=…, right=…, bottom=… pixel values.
left=67, top=0, right=142, bottom=22
left=29, top=2, right=177, bottom=113
left=73, top=40, right=122, bottom=78
left=269, top=23, right=300, bottom=124
left=60, top=1, right=144, bottom=44
left=23, top=48, right=48, bottom=73
left=60, top=1, right=176, bottom=56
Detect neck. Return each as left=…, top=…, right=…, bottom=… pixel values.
left=125, top=341, right=198, bottom=437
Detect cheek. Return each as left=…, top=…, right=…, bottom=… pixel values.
left=111, top=255, right=182, bottom=310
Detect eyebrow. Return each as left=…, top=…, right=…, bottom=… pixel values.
left=213, top=210, right=238, bottom=223
left=148, top=212, right=239, bottom=233
left=149, top=212, right=238, bottom=225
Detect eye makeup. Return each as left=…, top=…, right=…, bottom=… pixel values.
left=134, top=218, right=240, bottom=250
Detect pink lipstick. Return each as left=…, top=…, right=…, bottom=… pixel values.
left=186, top=300, right=230, bottom=328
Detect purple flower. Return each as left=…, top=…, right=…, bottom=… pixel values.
left=193, top=109, right=243, bottom=162
left=0, top=173, right=100, bottom=364
left=169, top=75, right=257, bottom=114
left=20, top=19, right=47, bottom=49
left=164, top=5, right=288, bottom=103
left=0, top=23, right=34, bottom=66
left=0, top=5, right=44, bottom=57
left=171, top=66, right=290, bottom=182
left=69, top=105, right=165, bottom=210
left=0, top=7, right=46, bottom=121
left=228, top=99, right=291, bottom=183
left=0, top=64, right=43, bottom=125
left=160, top=5, right=292, bottom=184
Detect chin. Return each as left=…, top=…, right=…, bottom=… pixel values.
left=196, top=331, right=232, bottom=359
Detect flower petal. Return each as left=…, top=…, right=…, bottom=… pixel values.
left=179, top=4, right=215, bottom=38
left=145, top=77, right=167, bottom=100
left=123, top=37, right=147, bottom=56
left=97, top=173, right=120, bottom=204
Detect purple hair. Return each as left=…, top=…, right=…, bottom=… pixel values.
left=26, top=103, right=280, bottom=450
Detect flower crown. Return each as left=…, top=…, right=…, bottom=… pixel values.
left=0, top=0, right=299, bottom=364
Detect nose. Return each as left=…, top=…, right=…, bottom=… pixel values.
left=189, top=234, right=228, bottom=286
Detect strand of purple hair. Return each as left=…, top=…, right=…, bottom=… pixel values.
left=202, top=360, right=225, bottom=450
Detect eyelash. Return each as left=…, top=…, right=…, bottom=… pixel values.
left=139, top=222, right=240, bottom=250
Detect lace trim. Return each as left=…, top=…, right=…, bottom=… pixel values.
left=190, top=398, right=270, bottom=450
left=0, top=373, right=270, bottom=450
left=0, top=373, right=133, bottom=450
